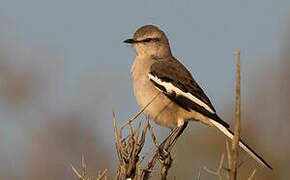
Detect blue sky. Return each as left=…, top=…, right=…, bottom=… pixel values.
left=1, top=0, right=288, bottom=113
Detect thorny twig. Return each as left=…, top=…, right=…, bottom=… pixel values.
left=141, top=122, right=188, bottom=180
left=114, top=90, right=188, bottom=179
left=71, top=157, right=107, bottom=180
left=114, top=114, right=149, bottom=179
left=202, top=153, right=225, bottom=180
left=114, top=92, right=161, bottom=179
left=248, top=169, right=257, bottom=180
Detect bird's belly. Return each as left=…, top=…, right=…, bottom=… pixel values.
left=133, top=75, right=180, bottom=128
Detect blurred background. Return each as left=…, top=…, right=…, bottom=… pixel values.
left=0, top=0, right=289, bottom=179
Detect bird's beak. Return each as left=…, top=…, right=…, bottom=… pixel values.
left=123, top=38, right=137, bottom=44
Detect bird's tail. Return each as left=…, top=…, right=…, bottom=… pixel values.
left=209, top=119, right=272, bottom=169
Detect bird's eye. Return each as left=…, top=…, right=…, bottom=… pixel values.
left=143, top=38, right=153, bottom=43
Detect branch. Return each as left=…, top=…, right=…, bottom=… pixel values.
left=248, top=169, right=257, bottom=180
left=71, top=157, right=107, bottom=180
left=140, top=122, right=188, bottom=180
left=114, top=113, right=150, bottom=179
left=203, top=153, right=225, bottom=180
left=229, top=51, right=241, bottom=180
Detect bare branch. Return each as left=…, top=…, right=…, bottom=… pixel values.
left=71, top=164, right=84, bottom=180
left=203, top=153, right=225, bottom=180
left=96, top=169, right=108, bottom=180
left=229, top=51, right=241, bottom=180
left=197, top=168, right=202, bottom=180
left=72, top=157, right=107, bottom=180
left=113, top=104, right=152, bottom=179
left=141, top=122, right=188, bottom=180
left=248, top=169, right=257, bottom=180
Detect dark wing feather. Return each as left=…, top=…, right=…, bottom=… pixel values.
left=149, top=58, right=230, bottom=128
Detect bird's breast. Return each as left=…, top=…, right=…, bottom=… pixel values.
left=131, top=56, right=180, bottom=128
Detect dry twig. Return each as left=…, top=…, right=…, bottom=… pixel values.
left=229, top=51, right=241, bottom=180
left=113, top=92, right=161, bottom=179
left=114, top=114, right=149, bottom=179
left=71, top=157, right=107, bottom=180
left=202, top=153, right=225, bottom=180
left=248, top=169, right=257, bottom=180
left=197, top=168, right=202, bottom=180
left=140, top=122, right=188, bottom=180
left=113, top=89, right=188, bottom=180
left=199, top=51, right=257, bottom=180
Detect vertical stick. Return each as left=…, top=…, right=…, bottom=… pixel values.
left=229, top=51, right=241, bottom=180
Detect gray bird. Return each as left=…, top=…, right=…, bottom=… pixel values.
left=124, top=25, right=272, bottom=169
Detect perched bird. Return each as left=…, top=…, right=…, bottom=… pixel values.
left=124, top=25, right=272, bottom=169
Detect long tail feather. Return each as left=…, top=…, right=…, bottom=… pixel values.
left=209, top=119, right=272, bottom=169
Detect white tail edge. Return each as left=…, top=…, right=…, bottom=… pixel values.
left=209, top=119, right=272, bottom=169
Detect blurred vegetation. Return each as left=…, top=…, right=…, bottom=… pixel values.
left=0, top=19, right=289, bottom=179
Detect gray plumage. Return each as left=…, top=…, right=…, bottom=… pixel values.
left=124, top=25, right=272, bottom=169
left=149, top=59, right=230, bottom=128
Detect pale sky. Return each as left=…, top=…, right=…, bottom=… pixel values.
left=0, top=0, right=289, bottom=178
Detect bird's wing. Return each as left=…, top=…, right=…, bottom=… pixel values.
left=149, top=58, right=229, bottom=128
left=149, top=58, right=273, bottom=169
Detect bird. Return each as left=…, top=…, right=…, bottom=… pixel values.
left=123, top=25, right=272, bottom=169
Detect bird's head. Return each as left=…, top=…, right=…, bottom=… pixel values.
left=124, top=25, right=172, bottom=58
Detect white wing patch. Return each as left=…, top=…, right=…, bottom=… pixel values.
left=148, top=73, right=270, bottom=169
left=209, top=119, right=233, bottom=139
left=209, top=119, right=269, bottom=168
left=148, top=73, right=215, bottom=114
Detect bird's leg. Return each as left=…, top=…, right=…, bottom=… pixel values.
left=159, top=121, right=188, bottom=151
left=167, top=128, right=175, bottom=144
left=158, top=122, right=188, bottom=179
left=155, top=128, right=177, bottom=165
left=141, top=122, right=188, bottom=180
left=167, top=122, right=188, bottom=151
left=159, top=127, right=180, bottom=149
left=158, top=122, right=188, bottom=161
